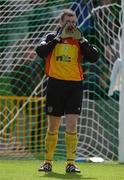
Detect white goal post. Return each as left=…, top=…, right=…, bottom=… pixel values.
left=119, top=0, right=124, bottom=163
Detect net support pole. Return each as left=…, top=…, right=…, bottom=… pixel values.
left=119, top=0, right=124, bottom=163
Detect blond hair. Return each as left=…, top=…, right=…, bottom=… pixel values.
left=59, top=9, right=76, bottom=21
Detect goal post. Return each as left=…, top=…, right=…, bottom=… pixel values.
left=119, top=0, right=124, bottom=163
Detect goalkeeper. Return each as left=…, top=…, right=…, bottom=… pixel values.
left=36, top=9, right=99, bottom=173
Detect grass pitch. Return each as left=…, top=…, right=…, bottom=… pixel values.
left=0, top=160, right=124, bottom=180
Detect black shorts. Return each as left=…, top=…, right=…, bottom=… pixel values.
left=46, top=77, right=83, bottom=116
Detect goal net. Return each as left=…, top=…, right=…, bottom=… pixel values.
left=0, top=0, right=121, bottom=160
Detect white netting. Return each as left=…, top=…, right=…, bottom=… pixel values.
left=0, top=0, right=121, bottom=160
left=75, top=1, right=121, bottom=160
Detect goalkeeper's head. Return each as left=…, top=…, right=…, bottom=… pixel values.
left=59, top=9, right=77, bottom=32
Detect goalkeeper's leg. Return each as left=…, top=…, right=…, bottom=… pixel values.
left=38, top=115, right=61, bottom=172
left=65, top=114, right=81, bottom=173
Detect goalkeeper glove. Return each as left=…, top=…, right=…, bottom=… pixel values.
left=60, top=24, right=81, bottom=39
left=55, top=24, right=87, bottom=44
left=72, top=26, right=88, bottom=43
left=60, top=24, right=87, bottom=41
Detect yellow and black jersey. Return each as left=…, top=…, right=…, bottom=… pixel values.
left=45, top=38, right=83, bottom=81
left=36, top=32, right=99, bottom=81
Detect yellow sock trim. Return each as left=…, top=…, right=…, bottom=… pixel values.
left=45, top=131, right=58, bottom=161
left=65, top=131, right=78, bottom=163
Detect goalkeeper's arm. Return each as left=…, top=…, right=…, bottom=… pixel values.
left=71, top=26, right=99, bottom=63
left=36, top=33, right=59, bottom=58
left=80, top=41, right=99, bottom=63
